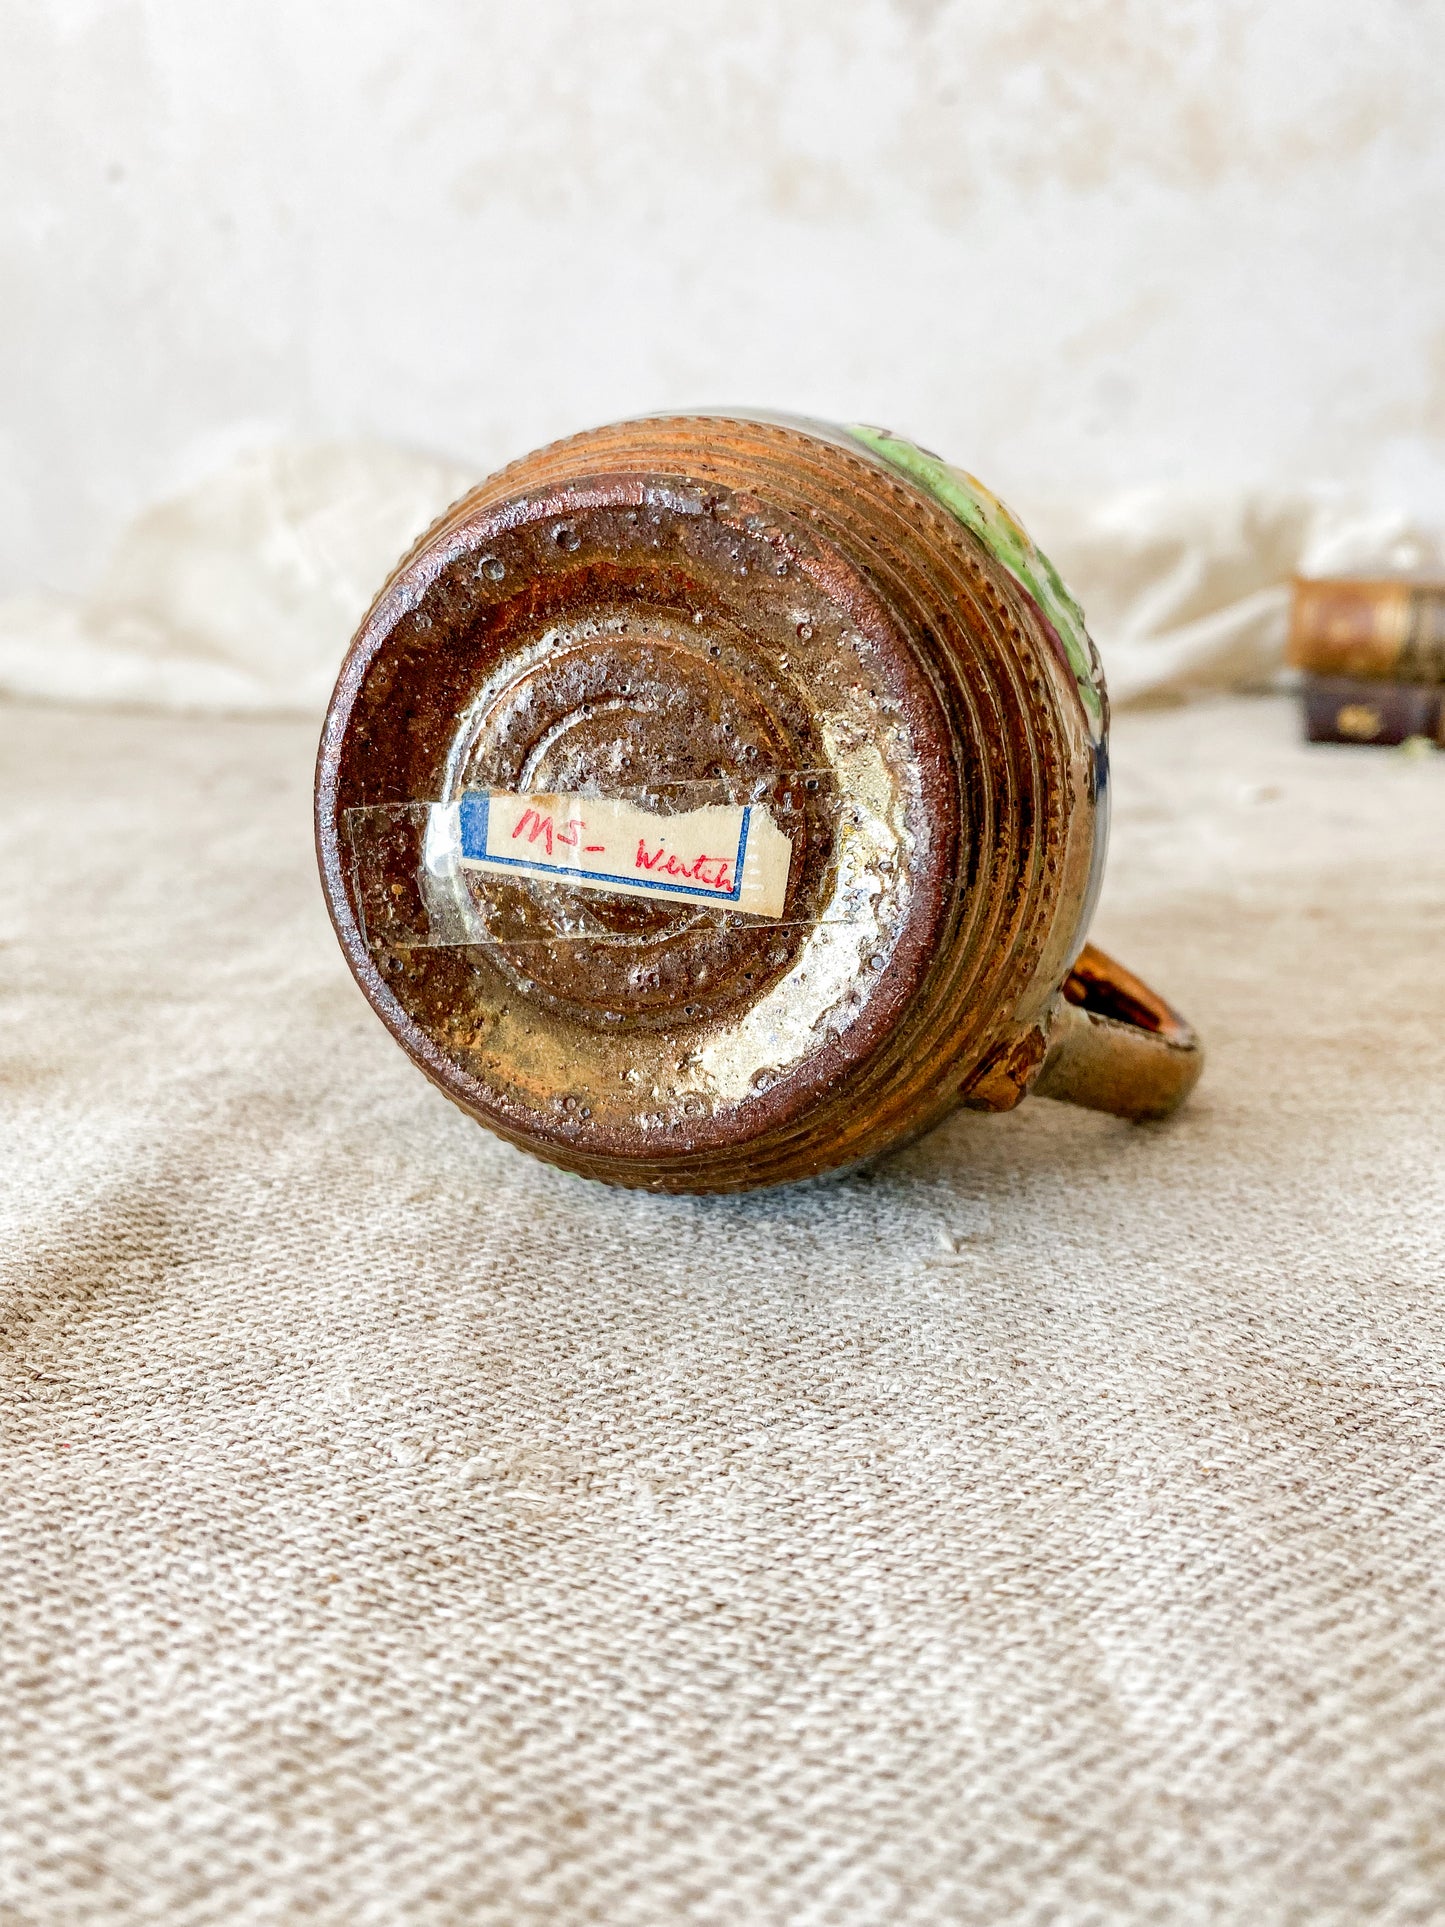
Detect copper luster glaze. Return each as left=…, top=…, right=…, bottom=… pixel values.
left=316, top=414, right=1167, bottom=1193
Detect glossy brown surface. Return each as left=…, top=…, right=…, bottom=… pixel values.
left=316, top=414, right=1186, bottom=1191
left=1036, top=943, right=1204, bottom=1122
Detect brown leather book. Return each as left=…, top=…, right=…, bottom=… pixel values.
left=1288, top=577, right=1445, bottom=682
left=1300, top=673, right=1442, bottom=747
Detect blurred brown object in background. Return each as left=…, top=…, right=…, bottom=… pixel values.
left=1288, top=576, right=1445, bottom=683
left=1300, top=673, right=1442, bottom=748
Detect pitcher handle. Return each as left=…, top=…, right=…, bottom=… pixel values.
left=1032, top=943, right=1204, bottom=1122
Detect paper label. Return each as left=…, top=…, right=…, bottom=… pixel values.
left=456, top=792, right=794, bottom=917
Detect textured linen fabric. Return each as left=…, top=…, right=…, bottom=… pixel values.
left=2, top=693, right=1444, bottom=1925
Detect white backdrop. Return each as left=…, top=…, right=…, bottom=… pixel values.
left=3, top=0, right=1444, bottom=706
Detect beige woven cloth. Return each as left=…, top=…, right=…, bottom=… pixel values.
left=3, top=693, right=1443, bottom=1924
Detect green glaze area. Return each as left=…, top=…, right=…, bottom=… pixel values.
left=847, top=423, right=1105, bottom=738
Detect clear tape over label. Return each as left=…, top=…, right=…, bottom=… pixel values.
left=454, top=791, right=793, bottom=918
left=344, top=776, right=887, bottom=953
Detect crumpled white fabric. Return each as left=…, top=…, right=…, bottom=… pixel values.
left=0, top=445, right=475, bottom=717
left=1031, top=487, right=1445, bottom=704
left=1, top=442, right=1441, bottom=716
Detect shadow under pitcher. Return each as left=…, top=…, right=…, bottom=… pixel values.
left=316, top=413, right=1202, bottom=1192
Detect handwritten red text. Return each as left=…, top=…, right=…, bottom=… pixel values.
left=635, top=839, right=733, bottom=893
left=511, top=807, right=604, bottom=858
